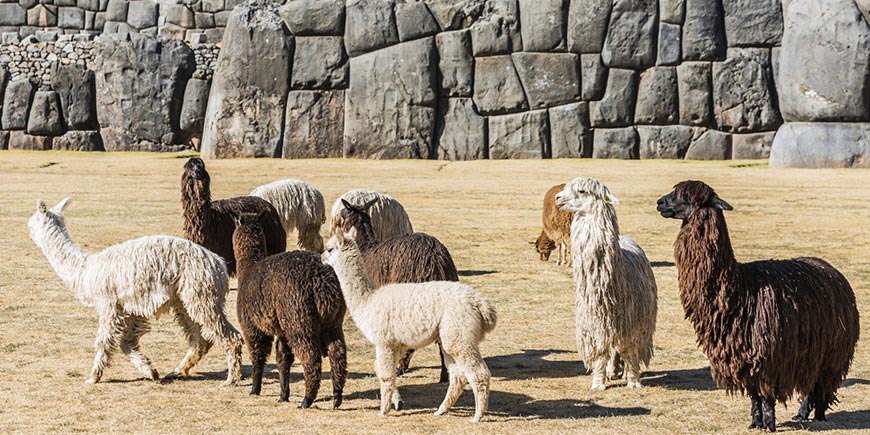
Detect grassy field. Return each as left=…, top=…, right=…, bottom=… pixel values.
left=0, top=151, right=868, bottom=434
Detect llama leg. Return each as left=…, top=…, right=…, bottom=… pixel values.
left=374, top=345, right=398, bottom=417
left=457, top=349, right=491, bottom=423
left=165, top=307, right=206, bottom=380
left=187, top=301, right=244, bottom=386
left=119, top=315, right=158, bottom=381
left=623, top=356, right=643, bottom=388
left=396, top=349, right=414, bottom=376
left=761, top=397, right=776, bottom=432
left=326, top=329, right=348, bottom=409
left=434, top=353, right=466, bottom=417
left=749, top=393, right=763, bottom=429
left=793, top=395, right=813, bottom=421
left=275, top=337, right=294, bottom=403
left=438, top=342, right=449, bottom=383
left=245, top=329, right=272, bottom=396
left=297, top=341, right=322, bottom=409
left=811, top=387, right=829, bottom=422
left=590, top=357, right=607, bottom=390
left=87, top=311, right=124, bottom=384
left=606, top=350, right=623, bottom=380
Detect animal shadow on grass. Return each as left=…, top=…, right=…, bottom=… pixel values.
left=780, top=410, right=870, bottom=432
left=458, top=270, right=498, bottom=277
left=650, top=261, right=675, bottom=268
left=642, top=367, right=718, bottom=391
left=515, top=399, right=651, bottom=420
left=486, top=349, right=586, bottom=380
left=343, top=382, right=535, bottom=417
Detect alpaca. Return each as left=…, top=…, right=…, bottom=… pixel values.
left=250, top=179, right=326, bottom=253
left=657, top=181, right=859, bottom=432
left=322, top=230, right=497, bottom=422
left=534, top=184, right=573, bottom=266
left=232, top=211, right=347, bottom=409
left=336, top=199, right=458, bottom=382
left=329, top=189, right=413, bottom=241
left=555, top=177, right=658, bottom=390
left=182, top=157, right=286, bottom=276
left=28, top=198, right=243, bottom=385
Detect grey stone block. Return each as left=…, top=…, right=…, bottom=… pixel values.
left=685, top=127, right=730, bottom=159
left=280, top=0, right=344, bottom=36
left=35, top=30, right=59, bottom=42
left=2, top=78, right=35, bottom=130
left=7, top=131, right=52, bottom=150
left=657, top=22, right=681, bottom=65
left=731, top=131, right=774, bottom=159
left=589, top=68, right=637, bottom=127
left=58, top=6, right=85, bottom=28
left=127, top=0, right=158, bottom=30
left=660, top=0, right=684, bottom=24
left=602, top=0, right=657, bottom=69
left=19, top=0, right=38, bottom=9
left=55, top=0, right=78, bottom=6
left=423, top=0, right=486, bottom=30
left=712, top=48, right=781, bottom=132
left=635, top=66, right=678, bottom=124
left=683, top=0, right=725, bottom=61
left=291, top=36, right=348, bottom=90
left=202, top=0, right=223, bottom=13
left=214, top=10, right=230, bottom=26
left=0, top=4, right=26, bottom=26
left=567, top=0, right=610, bottom=53
left=470, top=0, right=521, bottom=55
left=769, top=123, right=870, bottom=168
left=435, top=97, right=487, bottom=160
left=344, top=0, right=398, bottom=57
left=723, top=0, right=782, bottom=46
left=85, top=10, right=94, bottom=29
left=512, top=52, right=581, bottom=109
left=592, top=126, right=638, bottom=159
left=27, top=4, right=58, bottom=27
left=677, top=61, right=712, bottom=126
left=27, top=91, right=64, bottom=136
left=52, top=130, right=104, bottom=151
left=105, top=0, right=127, bottom=22
left=436, top=29, right=474, bottom=97
left=283, top=90, right=344, bottom=158
left=580, top=53, right=607, bottom=101
left=51, top=64, right=98, bottom=130
left=519, top=0, right=566, bottom=51
left=0, top=131, right=7, bottom=150
left=549, top=102, right=592, bottom=158
left=395, top=1, right=439, bottom=42
left=77, top=0, right=99, bottom=10
left=164, top=4, right=195, bottom=28
left=488, top=109, right=550, bottom=159
left=179, top=78, right=209, bottom=133
left=195, top=12, right=214, bottom=29
left=472, top=55, right=528, bottom=115
left=637, top=125, right=693, bottom=158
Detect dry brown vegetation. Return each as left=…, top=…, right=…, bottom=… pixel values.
left=1, top=151, right=868, bottom=434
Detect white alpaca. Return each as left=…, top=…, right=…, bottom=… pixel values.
left=329, top=189, right=413, bottom=241
left=555, top=178, right=657, bottom=390
left=28, top=198, right=243, bottom=385
left=322, top=230, right=496, bottom=422
left=250, top=179, right=326, bottom=252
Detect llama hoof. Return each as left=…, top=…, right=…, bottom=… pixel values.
left=277, top=397, right=289, bottom=403
left=749, top=421, right=764, bottom=429
left=470, top=416, right=482, bottom=423
left=149, top=369, right=160, bottom=381
left=377, top=411, right=388, bottom=418
left=813, top=415, right=827, bottom=422
left=84, top=377, right=97, bottom=384
left=590, top=383, right=606, bottom=391
left=160, top=372, right=179, bottom=384
left=626, top=381, right=643, bottom=388
left=434, top=407, right=447, bottom=416
left=393, top=400, right=403, bottom=411
left=249, top=389, right=261, bottom=396
left=221, top=379, right=238, bottom=387
left=333, top=395, right=343, bottom=409
left=792, top=414, right=808, bottom=422
left=299, top=398, right=312, bottom=409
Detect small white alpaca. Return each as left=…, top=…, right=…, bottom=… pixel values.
left=250, top=179, right=326, bottom=252
left=555, top=178, right=657, bottom=390
left=322, top=230, right=497, bottom=422
left=329, top=189, right=413, bottom=241
left=28, top=198, right=243, bottom=385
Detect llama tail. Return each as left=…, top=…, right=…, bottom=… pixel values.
left=475, top=295, right=498, bottom=335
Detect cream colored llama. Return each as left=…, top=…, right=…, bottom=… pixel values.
left=329, top=189, right=413, bottom=241
left=28, top=198, right=243, bottom=385
left=250, top=179, right=326, bottom=252
left=322, top=230, right=497, bottom=422
left=555, top=178, right=657, bottom=390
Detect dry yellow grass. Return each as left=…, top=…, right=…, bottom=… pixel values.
left=1, top=151, right=868, bottom=434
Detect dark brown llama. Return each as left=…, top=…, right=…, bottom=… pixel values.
left=181, top=157, right=286, bottom=276
left=337, top=199, right=458, bottom=383
left=232, top=211, right=347, bottom=409
left=657, top=180, right=859, bottom=432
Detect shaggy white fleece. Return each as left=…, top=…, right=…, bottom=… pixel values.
left=555, top=177, right=658, bottom=390
left=329, top=189, right=413, bottom=241
left=28, top=198, right=242, bottom=385
left=323, top=231, right=496, bottom=422
left=251, top=178, right=326, bottom=252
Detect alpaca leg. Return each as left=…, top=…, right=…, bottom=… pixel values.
left=275, top=337, right=294, bottom=403
left=437, top=342, right=449, bottom=383
left=245, top=329, right=272, bottom=396
left=457, top=350, right=491, bottom=423
left=793, top=395, right=813, bottom=421
left=119, top=315, right=158, bottom=381
left=749, top=393, right=764, bottom=429
left=165, top=307, right=206, bottom=380
left=297, top=342, right=322, bottom=409
left=374, top=345, right=398, bottom=417
left=606, top=350, right=624, bottom=380
left=590, top=357, right=607, bottom=390
left=187, top=302, right=243, bottom=386
left=326, top=330, right=348, bottom=409
left=434, top=353, right=466, bottom=417
left=623, top=356, right=644, bottom=388
left=87, top=312, right=124, bottom=384
left=396, top=349, right=414, bottom=376
left=761, top=397, right=777, bottom=432
left=811, top=386, right=830, bottom=422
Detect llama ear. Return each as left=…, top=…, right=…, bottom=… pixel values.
left=256, top=209, right=269, bottom=223
left=605, top=193, right=620, bottom=205
left=228, top=211, right=240, bottom=225
left=341, top=199, right=354, bottom=211
left=37, top=199, right=48, bottom=214
left=712, top=196, right=733, bottom=211
left=362, top=198, right=378, bottom=211
left=52, top=197, right=71, bottom=213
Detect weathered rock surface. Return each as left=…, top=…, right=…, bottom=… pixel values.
left=567, top=0, right=610, bottom=53
left=602, top=0, right=657, bottom=69
left=657, top=22, right=681, bottom=65
left=52, top=130, right=104, bottom=151
left=27, top=91, right=64, bottom=136
left=180, top=78, right=209, bottom=134
left=2, top=78, right=35, bottom=130
left=344, top=0, right=398, bottom=57
left=7, top=131, right=52, bottom=150
left=677, top=61, right=712, bottom=126
left=436, top=29, right=474, bottom=97
left=770, top=123, right=870, bottom=168
left=201, top=0, right=291, bottom=158
left=580, top=53, right=607, bottom=101
left=0, top=4, right=27, bottom=26
left=0, top=131, right=7, bottom=150
left=473, top=55, right=528, bottom=115
left=659, top=0, right=684, bottom=24
left=637, top=125, right=693, bottom=158
left=291, top=36, right=348, bottom=89
left=731, top=131, right=774, bottom=159
left=590, top=68, right=637, bottom=127
left=51, top=64, right=98, bottom=130
left=279, top=0, right=344, bottom=35
left=344, top=37, right=437, bottom=159
left=723, top=0, right=782, bottom=47
left=592, top=126, right=638, bottom=159
left=549, top=102, right=592, bottom=158
left=712, top=48, right=780, bottom=132
left=682, top=0, right=725, bottom=61
left=635, top=67, right=678, bottom=124
left=470, top=0, right=521, bottom=55
left=423, top=0, right=485, bottom=30
left=395, top=1, right=440, bottom=41
left=435, top=97, right=486, bottom=160
left=283, top=90, right=344, bottom=158
left=685, top=127, right=731, bottom=159
left=127, top=0, right=158, bottom=30
left=488, top=109, right=549, bottom=158
left=519, top=0, right=565, bottom=51
left=511, top=52, right=580, bottom=109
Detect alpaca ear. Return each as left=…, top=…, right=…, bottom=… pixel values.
left=605, top=193, right=620, bottom=205
left=52, top=197, right=71, bottom=213
left=712, top=196, right=733, bottom=211
left=37, top=199, right=47, bottom=214
left=362, top=198, right=378, bottom=211
left=341, top=199, right=354, bottom=211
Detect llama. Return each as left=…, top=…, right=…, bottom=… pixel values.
left=555, top=177, right=658, bottom=390
left=657, top=181, right=859, bottom=432
left=322, top=230, right=497, bottom=422
left=534, top=184, right=573, bottom=266
left=28, top=198, right=243, bottom=385
left=182, top=157, right=286, bottom=276
left=250, top=179, right=326, bottom=253
left=329, top=189, right=413, bottom=241
left=336, top=199, right=458, bottom=382
left=232, top=211, right=347, bottom=409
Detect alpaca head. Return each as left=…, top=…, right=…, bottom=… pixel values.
left=182, top=157, right=210, bottom=185
left=657, top=180, right=733, bottom=220
left=322, top=227, right=359, bottom=266
left=554, top=177, right=620, bottom=215
left=534, top=232, right=555, bottom=261
left=335, top=198, right=378, bottom=235
left=231, top=210, right=269, bottom=260
left=28, top=197, right=71, bottom=246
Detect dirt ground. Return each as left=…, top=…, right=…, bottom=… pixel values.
left=1, top=151, right=868, bottom=434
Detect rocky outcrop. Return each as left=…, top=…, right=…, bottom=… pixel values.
left=283, top=90, right=344, bottom=158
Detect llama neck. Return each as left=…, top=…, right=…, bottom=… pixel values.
left=182, top=177, right=210, bottom=235
left=36, top=220, right=88, bottom=291
left=233, top=237, right=265, bottom=285
left=331, top=244, right=375, bottom=319
left=353, top=220, right=379, bottom=251
left=571, top=202, right=622, bottom=275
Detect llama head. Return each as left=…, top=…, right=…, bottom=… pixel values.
left=230, top=210, right=269, bottom=257
left=182, top=157, right=210, bottom=183
left=554, top=177, right=619, bottom=215
left=28, top=197, right=71, bottom=245
left=322, top=227, right=359, bottom=266
left=657, top=180, right=733, bottom=220
left=534, top=232, right=555, bottom=260
left=336, top=198, right=377, bottom=235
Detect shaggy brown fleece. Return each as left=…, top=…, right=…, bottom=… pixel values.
left=658, top=180, right=859, bottom=432
left=535, top=184, right=572, bottom=264
left=181, top=158, right=286, bottom=276
left=233, top=211, right=347, bottom=409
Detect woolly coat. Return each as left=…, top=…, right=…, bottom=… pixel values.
left=329, top=189, right=413, bottom=241
left=250, top=179, right=326, bottom=252
left=537, top=183, right=573, bottom=263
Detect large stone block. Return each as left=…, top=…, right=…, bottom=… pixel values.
left=677, top=61, right=712, bottom=126
left=164, top=4, right=195, bottom=28
left=512, top=52, right=580, bottom=109
left=779, top=0, right=870, bottom=122
left=657, top=22, right=681, bottom=65
left=635, top=66, right=678, bottom=124
left=685, top=127, right=731, bottom=159
left=7, top=131, right=52, bottom=150
left=201, top=0, right=292, bottom=158
left=0, top=66, right=8, bottom=126
left=395, top=1, right=439, bottom=41
left=436, top=30, right=473, bottom=97
left=344, top=0, right=398, bottom=57
left=549, top=102, right=592, bottom=158
left=27, top=5, right=58, bottom=27
left=488, top=109, right=550, bottom=159
left=2, top=78, right=35, bottom=130
left=602, top=0, right=657, bottom=69
left=592, top=126, right=638, bottom=159
left=589, top=68, right=637, bottom=127
left=179, top=78, right=209, bottom=134
left=291, top=36, right=348, bottom=90
left=0, top=4, right=26, bottom=26
left=712, top=48, right=780, bottom=132
left=0, top=131, right=7, bottom=150
left=567, top=0, right=610, bottom=53
left=51, top=64, right=98, bottom=130
left=283, top=90, right=344, bottom=158
left=470, top=0, right=521, bottom=55
left=58, top=6, right=85, bottom=29
left=423, top=0, right=485, bottom=30
left=27, top=91, right=64, bottom=136
left=731, top=131, right=774, bottom=159
left=660, top=0, right=684, bottom=24
left=127, top=0, right=158, bottom=29
left=723, top=0, right=782, bottom=47
left=519, top=0, right=565, bottom=51
left=769, top=123, right=870, bottom=168
left=105, top=0, right=128, bottom=22
left=52, top=130, right=104, bottom=151
left=683, top=0, right=725, bottom=61
left=637, top=125, right=693, bottom=158
left=580, top=53, right=607, bottom=101
left=435, top=97, right=486, bottom=160
left=472, top=55, right=527, bottom=115
left=344, top=37, right=437, bottom=159
left=279, top=0, right=344, bottom=35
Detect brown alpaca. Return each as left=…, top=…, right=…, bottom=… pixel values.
left=181, top=157, right=286, bottom=276
left=534, top=184, right=573, bottom=266
left=337, top=199, right=458, bottom=383
left=232, top=211, right=347, bottom=409
left=657, top=181, right=859, bottom=432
